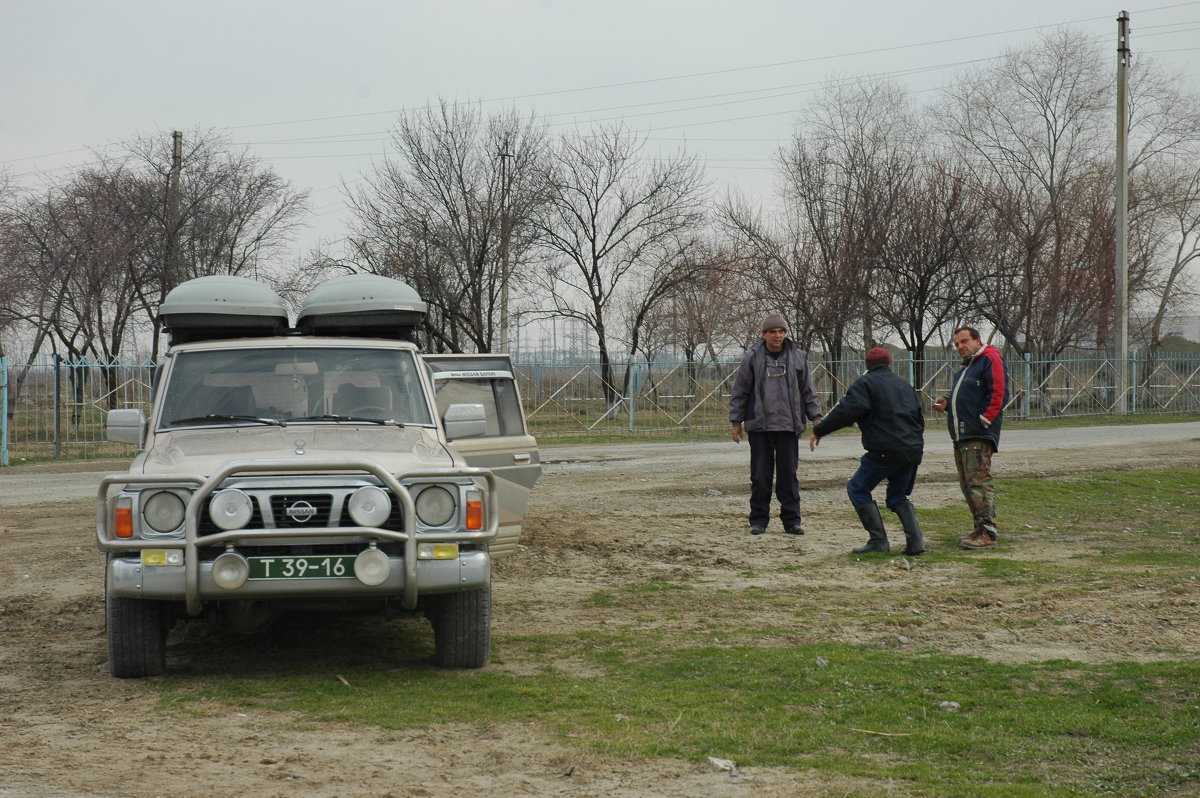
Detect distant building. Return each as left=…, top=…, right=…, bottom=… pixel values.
left=1133, top=313, right=1200, bottom=346
left=1159, top=314, right=1200, bottom=343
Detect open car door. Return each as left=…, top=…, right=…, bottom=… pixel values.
left=422, top=355, right=540, bottom=555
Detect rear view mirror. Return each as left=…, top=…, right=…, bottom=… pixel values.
left=107, top=408, right=146, bottom=445
left=443, top=403, right=486, bottom=439
left=275, top=362, right=318, bottom=375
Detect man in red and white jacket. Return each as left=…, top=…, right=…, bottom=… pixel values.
left=933, top=326, right=1008, bottom=550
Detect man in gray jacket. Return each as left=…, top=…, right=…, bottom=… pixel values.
left=729, top=314, right=823, bottom=536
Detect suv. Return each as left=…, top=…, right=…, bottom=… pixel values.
left=97, top=274, right=540, bottom=677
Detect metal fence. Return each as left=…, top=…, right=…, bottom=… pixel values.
left=3, top=352, right=1199, bottom=464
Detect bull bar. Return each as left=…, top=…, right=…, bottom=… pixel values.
left=96, top=458, right=498, bottom=616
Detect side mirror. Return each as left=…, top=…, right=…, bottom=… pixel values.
left=442, top=403, right=487, bottom=440
left=107, top=408, right=146, bottom=444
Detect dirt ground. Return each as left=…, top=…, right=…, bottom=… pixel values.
left=1, top=423, right=1198, bottom=797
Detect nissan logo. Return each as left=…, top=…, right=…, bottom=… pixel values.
left=286, top=500, right=318, bottom=523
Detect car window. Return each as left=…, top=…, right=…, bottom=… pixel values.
left=158, top=347, right=433, bottom=427
left=433, top=376, right=524, bottom=438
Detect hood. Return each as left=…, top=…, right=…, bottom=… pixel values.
left=132, top=425, right=455, bottom=476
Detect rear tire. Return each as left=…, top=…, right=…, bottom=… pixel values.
left=106, top=594, right=167, bottom=678
left=430, top=587, right=491, bottom=668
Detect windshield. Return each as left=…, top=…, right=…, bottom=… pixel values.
left=158, top=346, right=434, bottom=429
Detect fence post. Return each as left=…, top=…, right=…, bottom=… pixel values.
left=1130, top=350, right=1139, bottom=414
left=1, top=356, right=8, bottom=467
left=53, top=354, right=62, bottom=460
left=627, top=362, right=638, bottom=434
left=1022, top=353, right=1031, bottom=419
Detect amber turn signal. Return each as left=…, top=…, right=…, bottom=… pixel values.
left=115, top=506, right=134, bottom=538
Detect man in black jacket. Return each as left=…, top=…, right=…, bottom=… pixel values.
left=809, top=348, right=925, bottom=555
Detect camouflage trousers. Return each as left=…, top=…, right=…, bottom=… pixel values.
left=953, top=439, right=998, bottom=539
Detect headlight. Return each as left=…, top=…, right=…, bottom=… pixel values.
left=414, top=486, right=456, bottom=527
left=347, top=486, right=391, bottom=527
left=210, top=489, right=253, bottom=531
left=142, top=491, right=186, bottom=533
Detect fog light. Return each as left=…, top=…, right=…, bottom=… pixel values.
left=354, top=546, right=390, bottom=586
left=212, top=551, right=250, bottom=589
left=417, top=542, right=459, bottom=560
left=210, top=490, right=253, bottom=530
left=348, top=486, right=391, bottom=527
left=141, top=549, right=184, bottom=566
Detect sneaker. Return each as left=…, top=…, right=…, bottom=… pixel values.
left=748, top=525, right=767, bottom=535
left=960, top=529, right=997, bottom=550
left=784, top=525, right=805, bottom=536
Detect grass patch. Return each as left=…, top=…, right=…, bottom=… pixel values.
left=146, top=464, right=1200, bottom=796
left=1004, top=412, right=1200, bottom=431
left=155, top=639, right=1200, bottom=796
left=920, top=467, right=1199, bottom=552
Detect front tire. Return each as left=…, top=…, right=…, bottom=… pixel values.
left=430, top=587, right=491, bottom=668
left=106, top=594, right=166, bottom=678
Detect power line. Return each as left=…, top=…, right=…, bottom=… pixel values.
left=6, top=6, right=1199, bottom=170
left=181, top=9, right=1156, bottom=134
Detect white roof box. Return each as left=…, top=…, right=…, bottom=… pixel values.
left=160, top=276, right=289, bottom=344
left=297, top=274, right=426, bottom=340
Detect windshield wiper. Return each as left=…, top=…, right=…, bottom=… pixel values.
left=170, top=414, right=287, bottom=427
left=289, top=414, right=402, bottom=426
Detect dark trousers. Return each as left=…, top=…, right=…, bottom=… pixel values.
left=846, top=455, right=919, bottom=509
left=748, top=430, right=801, bottom=527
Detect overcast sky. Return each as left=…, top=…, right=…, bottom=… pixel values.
left=3, top=0, right=1199, bottom=262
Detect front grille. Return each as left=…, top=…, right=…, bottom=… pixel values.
left=270, top=494, right=334, bottom=528
left=193, top=487, right=406, bottom=537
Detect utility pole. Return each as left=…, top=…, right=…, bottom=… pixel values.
left=1114, top=12, right=1131, bottom=413
left=166, top=130, right=183, bottom=286
left=154, top=130, right=183, bottom=360
left=862, top=257, right=875, bottom=352
left=497, top=137, right=514, bottom=353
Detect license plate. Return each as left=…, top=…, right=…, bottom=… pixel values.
left=248, top=555, right=356, bottom=579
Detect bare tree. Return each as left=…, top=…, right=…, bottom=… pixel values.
left=0, top=131, right=307, bottom=366
left=870, top=159, right=983, bottom=385
left=1134, top=155, right=1200, bottom=350
left=532, top=123, right=707, bottom=407
left=777, top=78, right=919, bottom=363
left=116, top=130, right=309, bottom=356
left=345, top=101, right=548, bottom=353
left=938, top=30, right=1114, bottom=358
left=649, top=242, right=748, bottom=366
left=716, top=191, right=824, bottom=349
left=0, top=169, right=28, bottom=357
left=1124, top=63, right=1200, bottom=352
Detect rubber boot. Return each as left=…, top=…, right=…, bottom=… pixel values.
left=892, top=501, right=925, bottom=556
left=852, top=502, right=890, bottom=554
